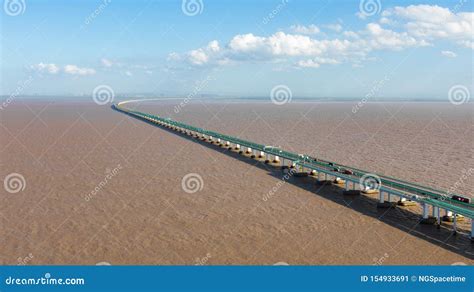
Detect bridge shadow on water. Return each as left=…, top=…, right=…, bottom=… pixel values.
left=115, top=106, right=474, bottom=261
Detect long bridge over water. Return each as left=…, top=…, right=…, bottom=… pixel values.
left=113, top=99, right=474, bottom=242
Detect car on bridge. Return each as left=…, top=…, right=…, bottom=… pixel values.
left=452, top=195, right=470, bottom=203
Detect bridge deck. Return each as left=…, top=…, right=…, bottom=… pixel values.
left=113, top=101, right=474, bottom=220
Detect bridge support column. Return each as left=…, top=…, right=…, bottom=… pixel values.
left=235, top=144, right=241, bottom=151
left=379, top=192, right=384, bottom=204
left=251, top=149, right=256, bottom=158
left=434, top=206, right=441, bottom=228
left=377, top=191, right=393, bottom=208
left=420, top=203, right=435, bottom=224
left=258, top=151, right=264, bottom=158
left=471, top=220, right=474, bottom=241
left=264, top=153, right=270, bottom=164
left=324, top=173, right=328, bottom=181
left=273, top=155, right=280, bottom=164
left=246, top=147, right=252, bottom=154
left=422, top=203, right=429, bottom=219
left=453, top=214, right=457, bottom=234
left=442, top=210, right=453, bottom=222
left=345, top=181, right=349, bottom=190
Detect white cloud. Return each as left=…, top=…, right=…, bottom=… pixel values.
left=290, top=24, right=320, bottom=35
left=101, top=58, right=114, bottom=67
left=458, top=40, right=474, bottom=50
left=64, top=65, right=96, bottom=75
left=325, top=23, right=343, bottom=32
left=169, top=4, right=472, bottom=69
left=124, top=71, right=133, bottom=77
left=297, top=57, right=340, bottom=68
left=31, top=63, right=60, bottom=74
left=365, top=23, right=429, bottom=50
left=297, top=59, right=320, bottom=68
left=441, top=50, right=457, bottom=58
left=382, top=5, right=473, bottom=42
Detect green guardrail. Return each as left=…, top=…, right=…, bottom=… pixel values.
left=114, top=103, right=473, bottom=216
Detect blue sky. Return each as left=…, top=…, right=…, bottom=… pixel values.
left=1, top=0, right=473, bottom=99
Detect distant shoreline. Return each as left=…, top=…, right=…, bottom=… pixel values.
left=1, top=95, right=469, bottom=103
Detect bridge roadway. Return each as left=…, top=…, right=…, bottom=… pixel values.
left=113, top=100, right=474, bottom=239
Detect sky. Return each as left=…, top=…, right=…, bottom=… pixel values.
left=1, top=0, right=473, bottom=99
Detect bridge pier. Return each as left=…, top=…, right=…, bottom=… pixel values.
left=377, top=191, right=394, bottom=208
left=273, top=155, right=280, bottom=164
left=434, top=206, right=441, bottom=228
left=250, top=149, right=256, bottom=158
left=453, top=213, right=457, bottom=234
left=235, top=144, right=241, bottom=151
left=264, top=153, right=270, bottom=164
left=471, top=220, right=474, bottom=241
left=246, top=147, right=252, bottom=154
left=258, top=151, right=264, bottom=158
left=421, top=203, right=436, bottom=224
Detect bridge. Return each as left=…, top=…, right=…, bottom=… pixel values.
left=113, top=99, right=474, bottom=241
